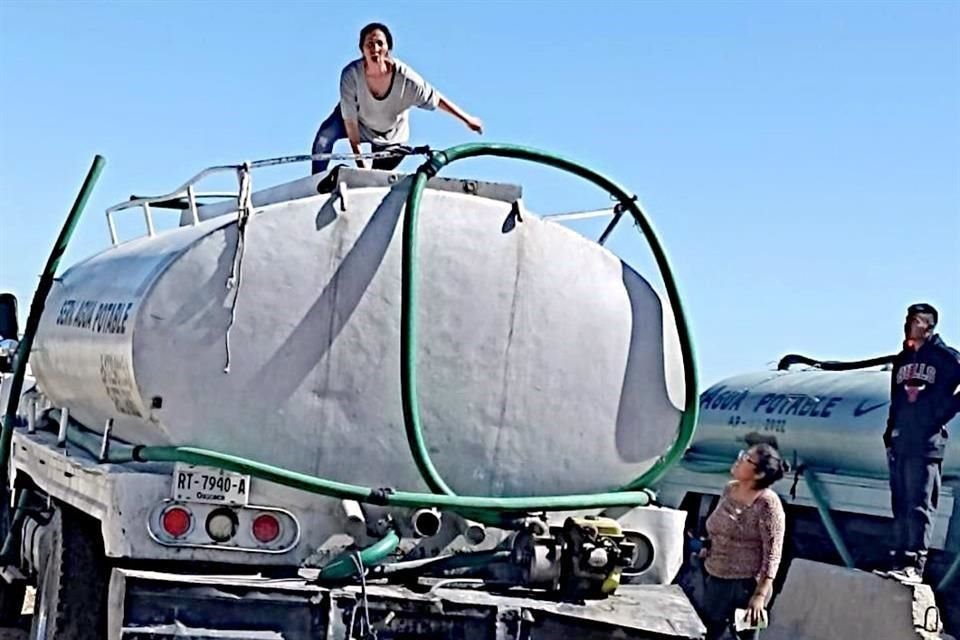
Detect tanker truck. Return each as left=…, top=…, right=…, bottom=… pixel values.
left=655, top=355, right=960, bottom=634
left=0, top=144, right=707, bottom=639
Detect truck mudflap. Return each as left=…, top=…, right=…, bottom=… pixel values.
left=108, top=568, right=706, bottom=639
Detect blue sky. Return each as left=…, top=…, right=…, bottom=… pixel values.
left=1, top=1, right=957, bottom=387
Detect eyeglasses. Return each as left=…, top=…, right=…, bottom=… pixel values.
left=737, top=450, right=759, bottom=468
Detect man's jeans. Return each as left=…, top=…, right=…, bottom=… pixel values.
left=311, top=105, right=405, bottom=175
left=888, top=452, right=942, bottom=571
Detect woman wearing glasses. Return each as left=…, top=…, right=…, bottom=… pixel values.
left=699, top=444, right=788, bottom=639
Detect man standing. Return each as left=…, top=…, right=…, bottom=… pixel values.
left=882, top=303, right=960, bottom=583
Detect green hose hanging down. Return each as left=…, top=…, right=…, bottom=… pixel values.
left=9, top=144, right=699, bottom=582
left=400, top=143, right=699, bottom=496
left=0, top=155, right=105, bottom=573
left=0, top=155, right=106, bottom=484
left=63, top=419, right=657, bottom=513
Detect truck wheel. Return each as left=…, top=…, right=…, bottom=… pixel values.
left=30, top=506, right=106, bottom=640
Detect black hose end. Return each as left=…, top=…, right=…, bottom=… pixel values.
left=777, top=353, right=897, bottom=371
left=777, top=354, right=813, bottom=370
left=418, top=153, right=447, bottom=179
left=368, top=487, right=395, bottom=506
left=613, top=194, right=638, bottom=215
left=132, top=445, right=146, bottom=462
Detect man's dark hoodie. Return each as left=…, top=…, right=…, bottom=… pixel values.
left=883, top=334, right=960, bottom=459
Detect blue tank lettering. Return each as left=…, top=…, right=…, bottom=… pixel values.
left=753, top=393, right=843, bottom=418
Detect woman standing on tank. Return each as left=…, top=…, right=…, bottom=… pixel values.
left=311, top=22, right=484, bottom=175
left=699, top=444, right=789, bottom=639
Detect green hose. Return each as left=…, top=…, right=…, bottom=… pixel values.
left=938, top=551, right=960, bottom=591
left=49, top=418, right=652, bottom=520
left=804, top=468, right=855, bottom=568
left=0, top=156, right=106, bottom=483
left=61, top=419, right=655, bottom=513
left=137, top=442, right=657, bottom=512
left=0, top=490, right=30, bottom=561
left=680, top=450, right=859, bottom=571
left=401, top=143, right=699, bottom=495
left=316, top=529, right=400, bottom=582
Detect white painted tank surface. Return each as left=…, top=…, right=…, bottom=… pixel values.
left=694, top=369, right=960, bottom=477
left=30, top=169, right=686, bottom=497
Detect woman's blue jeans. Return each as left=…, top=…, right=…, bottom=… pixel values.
left=311, top=105, right=405, bottom=175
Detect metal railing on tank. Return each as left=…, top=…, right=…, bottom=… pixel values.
left=103, top=148, right=431, bottom=245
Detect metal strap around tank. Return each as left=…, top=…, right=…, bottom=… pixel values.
left=223, top=163, right=255, bottom=373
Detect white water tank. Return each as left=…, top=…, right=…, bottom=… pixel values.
left=30, top=169, right=686, bottom=497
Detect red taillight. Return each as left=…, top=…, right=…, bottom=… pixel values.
left=162, top=506, right=192, bottom=538
left=252, top=513, right=280, bottom=543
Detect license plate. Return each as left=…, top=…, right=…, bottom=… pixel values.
left=172, top=463, right=250, bottom=505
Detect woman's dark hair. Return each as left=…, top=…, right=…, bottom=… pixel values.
left=359, top=22, right=393, bottom=50
left=751, top=443, right=790, bottom=489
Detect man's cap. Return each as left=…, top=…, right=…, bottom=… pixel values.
left=907, top=302, right=938, bottom=325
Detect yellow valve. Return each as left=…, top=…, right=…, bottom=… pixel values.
left=601, top=567, right=622, bottom=594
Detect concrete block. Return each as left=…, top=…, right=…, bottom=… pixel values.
left=765, top=560, right=943, bottom=640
